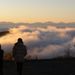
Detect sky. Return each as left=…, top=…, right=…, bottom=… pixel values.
left=0, top=0, right=75, bottom=23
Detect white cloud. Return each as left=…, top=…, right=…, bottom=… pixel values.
left=0, top=25, right=75, bottom=59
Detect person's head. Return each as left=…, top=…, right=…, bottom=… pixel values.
left=17, top=38, right=23, bottom=43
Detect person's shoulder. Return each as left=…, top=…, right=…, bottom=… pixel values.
left=0, top=49, right=4, bottom=53
left=14, top=42, right=19, bottom=47
left=2, top=49, right=4, bottom=52
left=14, top=42, right=18, bottom=45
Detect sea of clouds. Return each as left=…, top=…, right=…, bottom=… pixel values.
left=0, top=22, right=75, bottom=59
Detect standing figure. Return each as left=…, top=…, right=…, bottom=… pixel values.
left=0, top=44, right=4, bottom=75
left=12, top=38, right=27, bottom=75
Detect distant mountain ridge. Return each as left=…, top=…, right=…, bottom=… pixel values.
left=0, top=21, right=75, bottom=29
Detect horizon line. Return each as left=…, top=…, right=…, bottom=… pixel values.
left=0, top=21, right=75, bottom=24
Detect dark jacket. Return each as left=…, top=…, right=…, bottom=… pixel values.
left=13, top=42, right=27, bottom=62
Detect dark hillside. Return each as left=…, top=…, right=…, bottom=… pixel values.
left=0, top=31, right=9, bottom=37
left=3, top=57, right=75, bottom=75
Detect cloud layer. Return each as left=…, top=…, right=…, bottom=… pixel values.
left=0, top=23, right=75, bottom=59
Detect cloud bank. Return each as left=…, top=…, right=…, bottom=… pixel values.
left=0, top=22, right=75, bottom=59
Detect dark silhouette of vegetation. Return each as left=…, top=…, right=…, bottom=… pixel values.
left=0, top=31, right=9, bottom=37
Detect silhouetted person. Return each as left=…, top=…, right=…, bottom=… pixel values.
left=0, top=44, right=4, bottom=75
left=13, top=38, right=27, bottom=75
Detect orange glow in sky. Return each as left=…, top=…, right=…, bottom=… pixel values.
left=0, top=0, right=75, bottom=23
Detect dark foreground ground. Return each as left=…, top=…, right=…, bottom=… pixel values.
left=3, top=57, right=75, bottom=75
